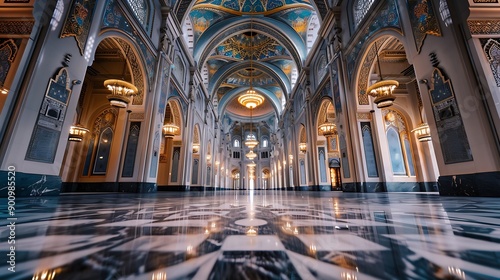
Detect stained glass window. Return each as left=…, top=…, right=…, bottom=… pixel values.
left=353, top=0, right=375, bottom=29
left=127, top=0, right=148, bottom=27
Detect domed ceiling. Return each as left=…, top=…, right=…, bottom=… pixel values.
left=184, top=0, right=321, bottom=121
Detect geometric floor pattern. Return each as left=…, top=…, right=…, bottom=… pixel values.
left=1, top=191, right=500, bottom=279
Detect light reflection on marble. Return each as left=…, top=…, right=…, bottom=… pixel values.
left=2, top=191, right=500, bottom=279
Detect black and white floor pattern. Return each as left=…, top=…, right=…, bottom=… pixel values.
left=1, top=191, right=500, bottom=279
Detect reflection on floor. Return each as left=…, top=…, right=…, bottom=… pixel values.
left=2, top=191, right=500, bottom=280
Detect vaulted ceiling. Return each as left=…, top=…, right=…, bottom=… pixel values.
left=182, top=0, right=321, bottom=120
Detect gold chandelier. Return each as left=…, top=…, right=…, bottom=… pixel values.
left=105, top=79, right=138, bottom=108
left=242, top=18, right=262, bottom=153
left=238, top=88, right=264, bottom=109
left=368, top=42, right=399, bottom=108
left=318, top=109, right=337, bottom=137
left=105, top=48, right=138, bottom=108
left=68, top=106, right=89, bottom=142
left=299, top=142, right=307, bottom=153
left=412, top=122, right=431, bottom=142
left=163, top=123, right=179, bottom=138
left=68, top=124, right=90, bottom=142
left=246, top=150, right=257, bottom=160
left=163, top=106, right=179, bottom=138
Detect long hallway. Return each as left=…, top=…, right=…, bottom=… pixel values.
left=2, top=191, right=500, bottom=279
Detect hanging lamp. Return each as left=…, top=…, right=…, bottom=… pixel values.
left=241, top=16, right=261, bottom=152
left=162, top=106, right=179, bottom=138
left=367, top=42, right=399, bottom=108
left=105, top=46, right=138, bottom=108
left=318, top=106, right=337, bottom=137
left=411, top=89, right=431, bottom=142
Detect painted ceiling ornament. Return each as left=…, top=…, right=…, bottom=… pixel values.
left=406, top=0, right=442, bottom=53
left=60, top=0, right=97, bottom=55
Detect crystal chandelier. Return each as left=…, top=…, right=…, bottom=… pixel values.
left=368, top=42, right=399, bottom=108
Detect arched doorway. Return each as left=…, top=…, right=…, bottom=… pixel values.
left=60, top=36, right=147, bottom=192
left=158, top=100, right=183, bottom=187
left=354, top=35, right=439, bottom=191
left=232, top=169, right=240, bottom=189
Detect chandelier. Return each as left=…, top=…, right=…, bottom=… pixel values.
left=242, top=17, right=262, bottom=153
left=68, top=105, right=89, bottom=142
left=244, top=133, right=259, bottom=150
left=163, top=106, right=179, bottom=138
left=412, top=122, right=431, bottom=142
left=104, top=47, right=138, bottom=108
left=299, top=142, right=307, bottom=154
left=411, top=92, right=431, bottom=142
left=318, top=109, right=337, bottom=137
left=246, top=150, right=257, bottom=160
left=105, top=79, right=138, bottom=108
left=238, top=88, right=264, bottom=109
left=68, top=124, right=90, bottom=142
left=367, top=42, right=399, bottom=108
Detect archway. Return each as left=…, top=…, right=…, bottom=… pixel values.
left=60, top=36, right=146, bottom=192
left=354, top=35, right=439, bottom=190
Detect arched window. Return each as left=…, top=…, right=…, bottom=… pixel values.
left=353, top=0, right=375, bottom=29
left=234, top=139, right=240, bottom=148
left=93, top=127, right=114, bottom=174
left=387, top=127, right=405, bottom=175
left=262, top=138, right=268, bottom=148
left=383, top=110, right=416, bottom=177
left=126, top=0, right=149, bottom=29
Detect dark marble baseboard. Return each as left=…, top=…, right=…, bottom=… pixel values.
left=61, top=182, right=156, bottom=193
left=158, top=185, right=190, bottom=191
left=1, top=170, right=61, bottom=197
left=342, top=182, right=438, bottom=193
left=296, top=185, right=332, bottom=191
left=438, top=171, right=500, bottom=197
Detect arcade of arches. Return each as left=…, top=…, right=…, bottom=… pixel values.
left=1, top=0, right=500, bottom=197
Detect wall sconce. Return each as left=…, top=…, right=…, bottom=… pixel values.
left=412, top=122, right=431, bottom=142
left=289, top=154, right=293, bottom=164
left=0, top=82, right=9, bottom=95
left=299, top=142, right=307, bottom=153
left=206, top=154, right=212, bottom=161
left=192, top=143, right=200, bottom=153
left=68, top=124, right=90, bottom=142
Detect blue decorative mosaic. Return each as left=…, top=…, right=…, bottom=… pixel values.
left=346, top=0, right=402, bottom=83
left=102, top=0, right=156, bottom=94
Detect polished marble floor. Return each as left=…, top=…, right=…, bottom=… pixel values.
left=1, top=190, right=500, bottom=280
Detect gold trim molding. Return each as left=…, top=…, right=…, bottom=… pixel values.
left=468, top=20, right=500, bottom=35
